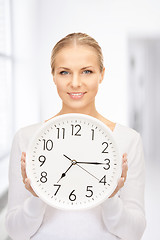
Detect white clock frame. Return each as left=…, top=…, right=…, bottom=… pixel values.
left=26, top=113, right=122, bottom=210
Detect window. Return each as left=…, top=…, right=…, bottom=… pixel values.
left=0, top=0, right=13, bottom=160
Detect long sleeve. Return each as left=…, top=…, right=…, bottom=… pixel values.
left=5, top=123, right=146, bottom=240
left=5, top=129, right=47, bottom=240
left=101, top=133, right=146, bottom=240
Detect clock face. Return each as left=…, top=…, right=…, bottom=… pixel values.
left=26, top=113, right=121, bottom=210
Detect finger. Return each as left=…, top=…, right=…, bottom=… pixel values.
left=122, top=153, right=128, bottom=163
left=21, top=154, right=27, bottom=183
left=25, top=178, right=38, bottom=197
left=24, top=178, right=33, bottom=192
left=118, top=177, right=125, bottom=189
left=121, top=162, right=128, bottom=182
left=21, top=159, right=27, bottom=177
left=21, top=152, right=26, bottom=163
left=24, top=178, right=29, bottom=188
left=21, top=155, right=25, bottom=164
left=122, top=152, right=127, bottom=158
left=21, top=162, right=27, bottom=183
left=109, top=177, right=125, bottom=198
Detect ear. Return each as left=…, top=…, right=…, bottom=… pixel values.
left=99, top=67, right=105, bottom=84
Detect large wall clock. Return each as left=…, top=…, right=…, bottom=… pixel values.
left=26, top=113, right=121, bottom=210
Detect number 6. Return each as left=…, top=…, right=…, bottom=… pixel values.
left=69, top=190, right=76, bottom=201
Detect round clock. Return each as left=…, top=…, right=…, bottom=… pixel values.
left=26, top=113, right=121, bottom=210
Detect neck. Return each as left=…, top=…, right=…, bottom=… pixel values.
left=57, top=102, right=100, bottom=119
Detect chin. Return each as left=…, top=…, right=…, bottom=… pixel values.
left=65, top=99, right=95, bottom=111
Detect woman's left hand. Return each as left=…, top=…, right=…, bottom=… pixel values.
left=109, top=153, right=128, bottom=198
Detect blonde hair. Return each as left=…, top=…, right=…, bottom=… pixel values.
left=50, top=32, right=104, bottom=75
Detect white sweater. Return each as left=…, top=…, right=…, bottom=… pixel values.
left=5, top=122, right=146, bottom=240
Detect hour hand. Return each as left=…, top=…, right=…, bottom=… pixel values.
left=63, top=154, right=72, bottom=161
left=57, top=163, right=74, bottom=183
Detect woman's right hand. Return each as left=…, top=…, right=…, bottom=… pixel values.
left=21, top=152, right=38, bottom=197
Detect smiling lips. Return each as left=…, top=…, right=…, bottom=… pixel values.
left=68, top=92, right=86, bottom=99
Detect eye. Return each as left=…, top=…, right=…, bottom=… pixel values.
left=60, top=71, right=69, bottom=75
left=83, top=70, right=92, bottom=74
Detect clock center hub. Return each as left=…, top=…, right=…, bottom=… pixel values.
left=72, top=159, right=77, bottom=165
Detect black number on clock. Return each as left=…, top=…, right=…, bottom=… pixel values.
left=85, top=186, right=93, bottom=198
left=102, top=142, right=108, bottom=153
left=40, top=171, right=47, bottom=183
left=39, top=155, right=46, bottom=167
left=43, top=139, right=53, bottom=151
left=57, top=128, right=65, bottom=139
left=99, top=175, right=107, bottom=185
left=104, top=158, right=110, bottom=170
left=91, top=129, right=94, bottom=140
left=69, top=190, right=76, bottom=201
left=71, top=124, right=81, bottom=136
left=53, top=184, right=61, bottom=196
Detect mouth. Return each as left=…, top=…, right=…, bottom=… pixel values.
left=67, top=92, right=87, bottom=99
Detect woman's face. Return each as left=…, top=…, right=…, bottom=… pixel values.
left=53, top=45, right=105, bottom=111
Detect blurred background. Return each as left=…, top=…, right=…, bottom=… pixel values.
left=0, top=0, right=160, bottom=239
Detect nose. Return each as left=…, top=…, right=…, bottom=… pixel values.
left=70, top=73, right=81, bottom=88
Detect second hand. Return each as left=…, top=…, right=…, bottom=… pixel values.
left=76, top=163, right=100, bottom=181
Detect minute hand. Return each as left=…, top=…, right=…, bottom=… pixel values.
left=76, top=161, right=108, bottom=165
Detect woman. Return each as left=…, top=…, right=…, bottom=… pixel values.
left=5, top=33, right=146, bottom=240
